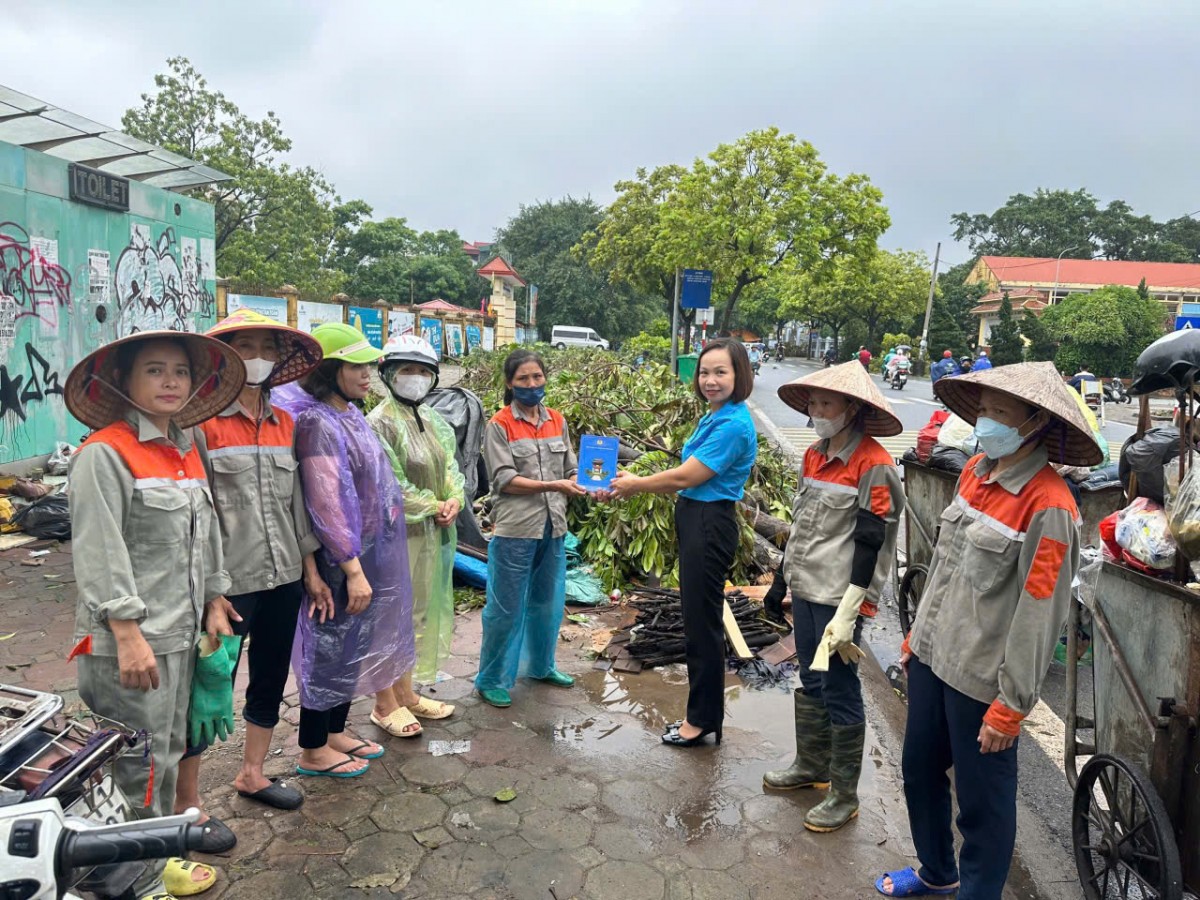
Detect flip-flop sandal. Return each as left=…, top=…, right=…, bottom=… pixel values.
left=237, top=777, right=304, bottom=810
left=344, top=740, right=386, bottom=760
left=295, top=756, right=368, bottom=778
left=370, top=707, right=423, bottom=737
left=407, top=696, right=455, bottom=720
left=875, top=867, right=959, bottom=897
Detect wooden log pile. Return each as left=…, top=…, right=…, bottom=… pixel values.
left=600, top=587, right=781, bottom=671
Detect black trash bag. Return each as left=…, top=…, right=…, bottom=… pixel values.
left=1119, top=427, right=1181, bottom=505
left=1080, top=463, right=1121, bottom=492
left=13, top=491, right=70, bottom=540
left=425, top=386, right=488, bottom=550
left=927, top=445, right=969, bottom=473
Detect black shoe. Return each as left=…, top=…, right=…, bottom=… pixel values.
left=661, top=720, right=722, bottom=747
left=195, top=814, right=237, bottom=853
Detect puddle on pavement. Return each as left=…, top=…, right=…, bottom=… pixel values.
left=546, top=663, right=886, bottom=840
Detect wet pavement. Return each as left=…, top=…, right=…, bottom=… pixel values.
left=0, top=540, right=1075, bottom=899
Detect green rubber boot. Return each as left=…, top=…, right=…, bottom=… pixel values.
left=803, top=722, right=865, bottom=833
left=763, top=690, right=831, bottom=790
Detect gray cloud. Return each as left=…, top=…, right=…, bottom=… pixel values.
left=3, top=0, right=1198, bottom=265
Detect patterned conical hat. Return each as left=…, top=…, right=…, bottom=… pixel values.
left=65, top=330, right=246, bottom=430
left=933, top=361, right=1103, bottom=467
left=777, top=360, right=903, bottom=437
left=206, top=308, right=323, bottom=387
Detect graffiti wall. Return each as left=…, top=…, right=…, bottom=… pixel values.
left=0, top=140, right=217, bottom=464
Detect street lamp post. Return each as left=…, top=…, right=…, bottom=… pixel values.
left=1053, top=246, right=1079, bottom=304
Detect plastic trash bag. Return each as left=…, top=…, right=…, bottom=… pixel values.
left=426, top=387, right=488, bottom=549
left=563, top=533, right=610, bottom=607
left=1165, top=460, right=1200, bottom=559
left=47, top=442, right=74, bottom=476
left=936, top=413, right=979, bottom=457
left=1114, top=497, right=1175, bottom=570
left=13, top=491, right=70, bottom=540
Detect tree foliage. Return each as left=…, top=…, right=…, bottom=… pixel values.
left=952, top=188, right=1200, bottom=262
left=337, top=218, right=482, bottom=307
left=1040, top=285, right=1168, bottom=375
left=1018, top=309, right=1058, bottom=362
left=122, top=57, right=358, bottom=296
left=987, top=293, right=1025, bottom=365
left=582, top=128, right=890, bottom=334
left=494, top=197, right=660, bottom=342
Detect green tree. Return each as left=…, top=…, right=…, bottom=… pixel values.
left=1040, top=285, right=1168, bottom=375
left=987, top=293, right=1025, bottom=365
left=122, top=57, right=357, bottom=296
left=495, top=197, right=660, bottom=343
left=337, top=217, right=482, bottom=306
left=1018, top=310, right=1057, bottom=362
left=849, top=250, right=930, bottom=348
left=925, top=297, right=969, bottom=359
left=582, top=128, right=890, bottom=335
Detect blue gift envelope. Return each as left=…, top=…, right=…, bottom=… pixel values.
left=577, top=434, right=619, bottom=491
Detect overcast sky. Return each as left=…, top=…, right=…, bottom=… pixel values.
left=6, top=0, right=1199, bottom=269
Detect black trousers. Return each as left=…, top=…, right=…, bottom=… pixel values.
left=298, top=702, right=352, bottom=750
left=184, top=580, right=304, bottom=757
left=675, top=497, right=739, bottom=731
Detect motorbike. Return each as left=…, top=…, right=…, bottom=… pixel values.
left=751, top=357, right=762, bottom=376
left=774, top=345, right=785, bottom=362
left=890, top=366, right=909, bottom=390
left=0, top=683, right=175, bottom=899
left=1104, top=377, right=1131, bottom=404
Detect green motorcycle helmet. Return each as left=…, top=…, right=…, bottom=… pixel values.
left=312, top=322, right=383, bottom=364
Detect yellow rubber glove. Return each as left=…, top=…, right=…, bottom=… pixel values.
left=810, top=584, right=867, bottom=672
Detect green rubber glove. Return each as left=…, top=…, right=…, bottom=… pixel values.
left=188, top=634, right=241, bottom=747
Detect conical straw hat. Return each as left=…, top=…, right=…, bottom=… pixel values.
left=206, top=308, right=323, bottom=387
left=933, top=361, right=1103, bottom=467
left=777, top=360, right=903, bottom=437
left=65, top=330, right=246, bottom=431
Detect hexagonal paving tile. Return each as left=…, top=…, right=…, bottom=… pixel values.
left=415, top=841, right=508, bottom=894
left=592, top=822, right=659, bottom=861
left=444, top=796, right=520, bottom=843
left=340, top=829, right=427, bottom=881
left=300, top=785, right=380, bottom=827
left=585, top=860, right=666, bottom=900
left=370, top=791, right=449, bottom=832
left=519, top=807, right=593, bottom=851
left=265, top=823, right=348, bottom=859
left=399, top=753, right=469, bottom=787
left=504, top=849, right=587, bottom=898
left=665, top=867, right=751, bottom=900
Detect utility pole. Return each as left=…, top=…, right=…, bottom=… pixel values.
left=919, top=242, right=941, bottom=361
left=670, top=268, right=681, bottom=374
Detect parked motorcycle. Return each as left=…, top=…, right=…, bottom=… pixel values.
left=0, top=683, right=168, bottom=899
left=1104, top=378, right=1131, bottom=404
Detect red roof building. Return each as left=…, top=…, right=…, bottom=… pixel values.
left=461, top=241, right=494, bottom=262
left=966, top=255, right=1200, bottom=348
left=415, top=298, right=480, bottom=316
left=476, top=255, right=527, bottom=287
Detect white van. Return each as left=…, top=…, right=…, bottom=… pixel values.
left=551, top=325, right=609, bottom=350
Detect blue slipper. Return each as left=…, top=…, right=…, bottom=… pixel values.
left=295, top=756, right=367, bottom=778
left=875, top=868, right=958, bottom=897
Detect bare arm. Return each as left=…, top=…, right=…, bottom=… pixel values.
left=609, top=457, right=715, bottom=498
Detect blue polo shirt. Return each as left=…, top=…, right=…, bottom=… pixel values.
left=679, top=401, right=758, bottom=502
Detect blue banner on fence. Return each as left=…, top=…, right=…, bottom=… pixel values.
left=420, top=317, right=444, bottom=359
left=680, top=269, right=714, bottom=309
left=349, top=306, right=383, bottom=349
left=466, top=323, right=482, bottom=350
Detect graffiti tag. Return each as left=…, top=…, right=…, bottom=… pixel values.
left=0, top=222, right=72, bottom=332
left=114, top=226, right=213, bottom=333
left=0, top=342, right=64, bottom=423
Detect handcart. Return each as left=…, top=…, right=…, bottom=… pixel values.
left=1064, top=560, right=1200, bottom=899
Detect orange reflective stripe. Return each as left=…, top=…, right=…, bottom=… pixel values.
left=1024, top=535, right=1068, bottom=600
left=493, top=405, right=566, bottom=442
left=82, top=421, right=206, bottom=482
left=869, top=484, right=891, bottom=518
left=983, top=699, right=1024, bottom=737
left=200, top=408, right=295, bottom=451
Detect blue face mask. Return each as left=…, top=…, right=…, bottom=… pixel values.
left=973, top=416, right=1026, bottom=460
left=512, top=385, right=546, bottom=408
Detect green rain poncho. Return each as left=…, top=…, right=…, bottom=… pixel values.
left=367, top=394, right=466, bottom=682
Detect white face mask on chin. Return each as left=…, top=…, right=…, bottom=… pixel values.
left=391, top=372, right=433, bottom=402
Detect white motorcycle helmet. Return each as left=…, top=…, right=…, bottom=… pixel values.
left=379, top=334, right=440, bottom=402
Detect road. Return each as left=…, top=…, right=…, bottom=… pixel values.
left=746, top=356, right=1124, bottom=897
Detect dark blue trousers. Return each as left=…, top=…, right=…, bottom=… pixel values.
left=902, top=658, right=1018, bottom=900
left=793, top=598, right=864, bottom=726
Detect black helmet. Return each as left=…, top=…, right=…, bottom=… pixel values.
left=1130, top=329, right=1200, bottom=395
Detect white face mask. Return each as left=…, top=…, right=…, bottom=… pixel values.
left=811, top=411, right=848, bottom=440
left=242, top=357, right=275, bottom=386
left=391, top=371, right=433, bottom=402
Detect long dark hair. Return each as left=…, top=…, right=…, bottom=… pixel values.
left=503, top=350, right=546, bottom=405
left=299, top=359, right=344, bottom=402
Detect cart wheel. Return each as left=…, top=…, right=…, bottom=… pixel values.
left=897, top=563, right=927, bottom=635
left=1073, top=753, right=1182, bottom=900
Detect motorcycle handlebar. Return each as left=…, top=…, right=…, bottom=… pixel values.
left=58, top=822, right=208, bottom=869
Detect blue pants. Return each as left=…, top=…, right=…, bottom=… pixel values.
left=475, top=520, right=567, bottom=691
left=793, top=598, right=865, bottom=726
left=902, top=658, right=1018, bottom=900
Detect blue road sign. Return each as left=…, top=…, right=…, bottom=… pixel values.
left=680, top=269, right=714, bottom=309
left=1175, top=316, right=1200, bottom=331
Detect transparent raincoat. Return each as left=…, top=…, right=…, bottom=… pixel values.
left=273, top=383, right=416, bottom=709
left=367, top=394, right=465, bottom=682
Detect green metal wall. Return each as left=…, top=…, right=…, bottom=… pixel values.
left=0, top=139, right=217, bottom=464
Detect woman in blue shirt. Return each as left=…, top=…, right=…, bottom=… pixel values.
left=610, top=338, right=758, bottom=747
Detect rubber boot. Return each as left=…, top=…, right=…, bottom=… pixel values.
left=762, top=690, right=831, bottom=790
left=803, top=722, right=865, bottom=833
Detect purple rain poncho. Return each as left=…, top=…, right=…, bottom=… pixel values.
left=274, top=383, right=415, bottom=711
